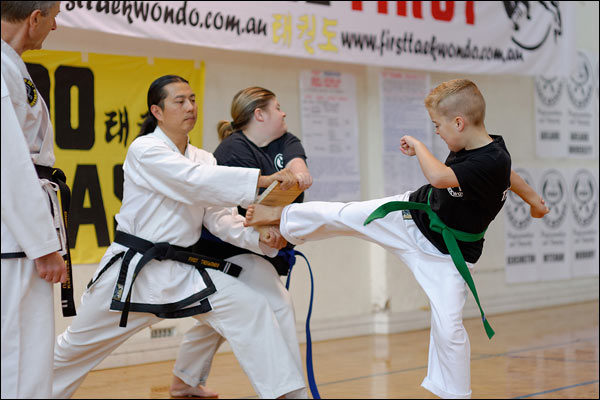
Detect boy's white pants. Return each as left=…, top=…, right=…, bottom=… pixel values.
left=173, top=253, right=308, bottom=398
left=1, top=258, right=55, bottom=399
left=280, top=192, right=472, bottom=399
left=52, top=265, right=305, bottom=399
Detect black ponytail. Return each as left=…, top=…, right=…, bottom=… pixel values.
left=139, top=112, right=158, bottom=136
left=138, top=75, right=189, bottom=136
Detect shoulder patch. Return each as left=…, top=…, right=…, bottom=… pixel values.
left=24, top=78, right=38, bottom=107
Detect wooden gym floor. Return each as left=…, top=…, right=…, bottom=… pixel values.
left=73, top=301, right=599, bottom=399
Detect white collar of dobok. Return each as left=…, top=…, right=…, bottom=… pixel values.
left=1, top=39, right=27, bottom=72
left=151, top=126, right=190, bottom=157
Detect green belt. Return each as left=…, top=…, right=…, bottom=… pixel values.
left=364, top=189, right=494, bottom=339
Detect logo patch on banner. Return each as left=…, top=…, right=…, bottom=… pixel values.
left=24, top=77, right=38, bottom=107
left=535, top=76, right=563, bottom=106
left=571, top=169, right=598, bottom=226
left=503, top=1, right=563, bottom=51
left=506, top=169, right=534, bottom=230
left=540, top=169, right=568, bottom=228
left=567, top=51, right=594, bottom=109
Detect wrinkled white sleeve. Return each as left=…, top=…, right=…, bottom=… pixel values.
left=203, top=206, right=278, bottom=257
left=1, top=75, right=60, bottom=259
left=126, top=142, right=259, bottom=208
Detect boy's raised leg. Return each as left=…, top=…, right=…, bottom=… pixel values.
left=244, top=204, right=284, bottom=227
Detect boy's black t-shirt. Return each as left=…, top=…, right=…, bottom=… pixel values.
left=409, top=135, right=511, bottom=263
left=193, top=130, right=307, bottom=275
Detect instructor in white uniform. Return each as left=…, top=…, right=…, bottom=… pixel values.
left=171, top=87, right=312, bottom=398
left=52, top=75, right=306, bottom=399
left=1, top=2, right=65, bottom=399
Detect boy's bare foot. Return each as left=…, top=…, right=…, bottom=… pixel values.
left=170, top=375, right=218, bottom=398
left=244, top=204, right=284, bottom=226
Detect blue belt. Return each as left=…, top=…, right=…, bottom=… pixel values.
left=284, top=249, right=321, bottom=399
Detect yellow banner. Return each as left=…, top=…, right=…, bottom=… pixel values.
left=22, top=51, right=205, bottom=264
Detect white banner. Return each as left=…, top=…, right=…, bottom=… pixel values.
left=538, top=167, right=571, bottom=281
left=504, top=167, right=541, bottom=284
left=58, top=1, right=575, bottom=76
left=568, top=168, right=599, bottom=278
left=534, top=75, right=567, bottom=158
left=535, top=49, right=599, bottom=158
left=504, top=166, right=599, bottom=284
left=595, top=52, right=599, bottom=160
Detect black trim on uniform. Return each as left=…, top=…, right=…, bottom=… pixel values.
left=153, top=300, right=212, bottom=319
left=2, top=166, right=75, bottom=316
left=87, top=251, right=125, bottom=289
left=35, top=164, right=76, bottom=317
left=103, top=231, right=243, bottom=327
left=1, top=252, right=27, bottom=259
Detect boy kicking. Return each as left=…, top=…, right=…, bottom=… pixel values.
left=245, top=79, right=548, bottom=399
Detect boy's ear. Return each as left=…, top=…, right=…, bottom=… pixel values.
left=455, top=116, right=465, bottom=132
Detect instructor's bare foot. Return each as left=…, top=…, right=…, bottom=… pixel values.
left=244, top=204, right=284, bottom=226
left=170, top=375, right=218, bottom=398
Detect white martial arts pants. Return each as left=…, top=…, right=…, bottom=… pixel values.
left=280, top=192, right=472, bottom=399
left=52, top=265, right=305, bottom=399
left=173, top=253, right=308, bottom=398
left=1, top=258, right=55, bottom=399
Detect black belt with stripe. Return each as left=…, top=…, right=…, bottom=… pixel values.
left=0, top=165, right=76, bottom=317
left=87, top=230, right=243, bottom=328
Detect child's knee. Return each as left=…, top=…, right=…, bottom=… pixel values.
left=433, top=319, right=468, bottom=348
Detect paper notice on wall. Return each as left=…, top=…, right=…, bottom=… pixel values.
left=535, top=75, right=566, bottom=157
left=299, top=70, right=361, bottom=201
left=568, top=168, right=599, bottom=277
left=380, top=70, right=431, bottom=196
left=535, top=50, right=598, bottom=159
left=537, top=168, right=571, bottom=281
left=595, top=53, right=599, bottom=162
left=505, top=166, right=599, bottom=284
left=565, top=50, right=597, bottom=158
left=504, top=167, right=542, bottom=284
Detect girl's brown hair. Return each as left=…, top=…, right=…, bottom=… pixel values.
left=218, top=87, right=276, bottom=141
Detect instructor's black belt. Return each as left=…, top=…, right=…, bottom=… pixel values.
left=87, top=230, right=243, bottom=328
left=0, top=165, right=76, bottom=317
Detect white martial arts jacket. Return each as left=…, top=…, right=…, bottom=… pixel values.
left=1, top=40, right=61, bottom=259
left=93, top=127, right=277, bottom=315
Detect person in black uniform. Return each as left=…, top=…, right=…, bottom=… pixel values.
left=244, top=79, right=550, bottom=399
left=170, top=87, right=312, bottom=398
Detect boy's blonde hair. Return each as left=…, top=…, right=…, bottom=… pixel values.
left=424, top=79, right=486, bottom=126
